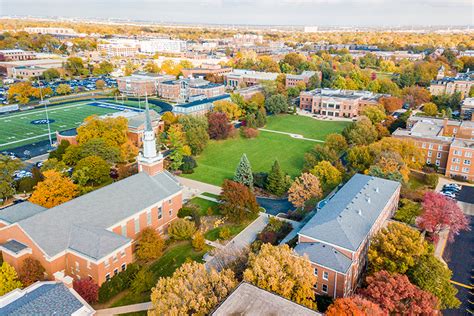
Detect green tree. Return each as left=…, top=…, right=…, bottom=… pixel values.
left=368, top=222, right=429, bottom=274
left=167, top=124, right=192, bottom=170
left=423, top=102, right=438, bottom=116
left=79, top=138, right=121, bottom=164
left=362, top=105, right=386, bottom=124
left=72, top=155, right=111, bottom=187
left=408, top=255, right=460, bottom=309
left=324, top=133, right=348, bottom=154
left=64, top=57, right=86, bottom=76
left=167, top=219, right=196, bottom=240
left=343, top=117, right=378, bottom=145
left=394, top=198, right=422, bottom=225
left=311, top=161, right=342, bottom=192
left=178, top=116, right=209, bottom=155
left=265, top=94, right=288, bottom=114
left=266, top=160, right=289, bottom=196
left=42, top=68, right=60, bottom=81
left=234, top=153, right=253, bottom=188
left=40, top=158, right=68, bottom=174
left=130, top=268, right=155, bottom=295
left=0, top=155, right=23, bottom=204
left=48, top=139, right=70, bottom=161
left=0, top=262, right=22, bottom=295
left=56, top=84, right=72, bottom=95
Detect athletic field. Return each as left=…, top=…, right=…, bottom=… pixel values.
left=0, top=100, right=149, bottom=151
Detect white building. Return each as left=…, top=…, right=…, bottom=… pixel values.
left=139, top=39, right=187, bottom=54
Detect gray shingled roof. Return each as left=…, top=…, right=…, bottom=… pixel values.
left=0, top=202, right=46, bottom=224
left=127, top=109, right=160, bottom=129
left=18, top=171, right=181, bottom=259
left=212, top=282, right=321, bottom=316
left=294, top=242, right=352, bottom=273
left=299, top=174, right=400, bottom=252
left=0, top=283, right=88, bottom=315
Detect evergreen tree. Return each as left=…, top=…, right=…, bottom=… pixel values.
left=266, top=160, right=288, bottom=196
left=234, top=154, right=253, bottom=188
left=255, top=109, right=267, bottom=128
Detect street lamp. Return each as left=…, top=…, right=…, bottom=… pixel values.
left=38, top=79, right=53, bottom=147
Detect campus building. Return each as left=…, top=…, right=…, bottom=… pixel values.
left=157, top=77, right=225, bottom=103
left=429, top=70, right=473, bottom=98
left=181, top=64, right=232, bottom=79
left=285, top=71, right=321, bottom=88
left=139, top=39, right=187, bottom=54
left=0, top=49, right=36, bottom=62
left=172, top=94, right=230, bottom=116
left=0, top=105, right=183, bottom=286
left=0, top=58, right=64, bottom=78
left=24, top=27, right=83, bottom=38
left=294, top=174, right=401, bottom=298
left=224, top=69, right=279, bottom=89
left=299, top=89, right=384, bottom=118
left=461, top=97, right=474, bottom=120
left=97, top=39, right=140, bottom=58
left=117, top=72, right=175, bottom=96
left=393, top=115, right=474, bottom=181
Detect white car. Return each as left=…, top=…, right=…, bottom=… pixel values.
left=441, top=191, right=457, bottom=199
left=444, top=183, right=461, bottom=191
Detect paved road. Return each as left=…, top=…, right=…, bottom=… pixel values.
left=442, top=216, right=473, bottom=315
left=257, top=197, right=295, bottom=216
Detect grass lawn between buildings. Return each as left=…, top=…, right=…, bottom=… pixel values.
left=189, top=196, right=220, bottom=216
left=182, top=115, right=350, bottom=186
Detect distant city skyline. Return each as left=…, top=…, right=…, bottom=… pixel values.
left=2, top=0, right=473, bottom=27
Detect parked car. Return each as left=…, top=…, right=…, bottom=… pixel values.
left=440, top=191, right=457, bottom=199
left=443, top=183, right=461, bottom=191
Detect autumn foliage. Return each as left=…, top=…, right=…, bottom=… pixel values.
left=326, top=296, right=385, bottom=316
left=219, top=180, right=260, bottom=222
left=30, top=170, right=79, bottom=208
left=288, top=173, right=322, bottom=208
left=135, top=227, right=165, bottom=261
left=418, top=191, right=469, bottom=241
left=360, top=271, right=438, bottom=314
left=208, top=112, right=231, bottom=140
left=73, top=278, right=99, bottom=304
left=18, top=257, right=45, bottom=286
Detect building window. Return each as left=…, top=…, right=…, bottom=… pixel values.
left=323, top=271, right=329, bottom=280
left=453, top=128, right=458, bottom=134
left=322, top=284, right=328, bottom=293
left=134, top=218, right=140, bottom=234
left=436, top=160, right=440, bottom=166
left=313, top=283, right=318, bottom=290
left=437, top=152, right=442, bottom=158
left=462, top=167, right=470, bottom=173
left=464, top=159, right=471, bottom=165
left=158, top=207, right=162, bottom=219
left=114, top=268, right=118, bottom=276
left=113, top=255, right=118, bottom=262
left=313, top=268, right=318, bottom=276
left=105, top=273, right=111, bottom=282
left=121, top=263, right=126, bottom=272
left=466, top=152, right=473, bottom=158
left=169, top=199, right=172, bottom=205
left=454, top=150, right=462, bottom=156
left=422, top=143, right=426, bottom=149
left=438, top=145, right=443, bottom=150
left=429, top=144, right=434, bottom=149
left=169, top=209, right=172, bottom=216
left=121, top=250, right=126, bottom=257
left=426, top=158, right=431, bottom=164
left=104, top=258, right=110, bottom=268
left=121, top=225, right=127, bottom=237
left=452, top=158, right=460, bottom=163
left=147, top=211, right=152, bottom=225
left=427, top=151, right=432, bottom=157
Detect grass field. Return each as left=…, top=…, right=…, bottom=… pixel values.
left=0, top=100, right=147, bottom=151
left=182, top=115, right=349, bottom=186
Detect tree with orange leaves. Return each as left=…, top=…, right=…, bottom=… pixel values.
left=30, top=170, right=78, bottom=208
left=326, top=296, right=385, bottom=316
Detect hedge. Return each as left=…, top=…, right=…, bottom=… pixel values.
left=98, top=263, right=140, bottom=303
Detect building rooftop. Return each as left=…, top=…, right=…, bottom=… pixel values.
left=226, top=69, right=279, bottom=81
left=211, top=282, right=321, bottom=316
left=16, top=171, right=181, bottom=259
left=301, top=88, right=383, bottom=100
left=0, top=240, right=29, bottom=255
left=174, top=94, right=230, bottom=109
left=294, top=242, right=352, bottom=273
left=0, top=282, right=94, bottom=315
left=299, top=174, right=400, bottom=252
left=286, top=71, right=317, bottom=80
left=452, top=138, right=474, bottom=149
left=0, top=201, right=47, bottom=225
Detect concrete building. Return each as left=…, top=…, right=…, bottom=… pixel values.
left=97, top=39, right=140, bottom=58
left=234, top=85, right=265, bottom=100
left=286, top=71, right=321, bottom=88
left=461, top=97, right=474, bottom=120
left=0, top=105, right=182, bottom=286
left=294, top=174, right=401, bottom=298
left=116, top=72, right=175, bottom=96
left=0, top=281, right=94, bottom=315
left=139, top=39, right=187, bottom=54
left=172, top=94, right=230, bottom=116
left=232, top=34, right=263, bottom=47
left=299, top=89, right=384, bottom=118
left=212, top=282, right=321, bottom=316
left=157, top=77, right=225, bottom=103
left=181, top=64, right=232, bottom=79
left=10, top=66, right=48, bottom=79
left=0, top=59, right=64, bottom=78
left=393, top=115, right=474, bottom=181
left=429, top=70, right=473, bottom=98
left=0, top=49, right=36, bottom=62
left=224, top=69, right=279, bottom=89
left=24, top=27, right=83, bottom=38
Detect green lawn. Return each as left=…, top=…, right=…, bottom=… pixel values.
left=201, top=192, right=220, bottom=199
left=111, top=241, right=207, bottom=307
left=265, top=114, right=350, bottom=140
left=204, top=222, right=249, bottom=241
left=182, top=115, right=348, bottom=186
left=189, top=197, right=220, bottom=216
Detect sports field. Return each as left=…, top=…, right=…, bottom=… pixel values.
left=182, top=115, right=350, bottom=186
left=0, top=100, right=147, bottom=151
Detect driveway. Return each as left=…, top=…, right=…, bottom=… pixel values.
left=257, top=197, right=295, bottom=216
left=442, top=216, right=473, bottom=316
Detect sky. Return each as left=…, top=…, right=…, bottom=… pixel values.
left=1, top=0, right=473, bottom=26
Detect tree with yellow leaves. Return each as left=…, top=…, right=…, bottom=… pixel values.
left=30, top=170, right=79, bottom=208
left=149, top=262, right=237, bottom=315
left=0, top=262, right=22, bottom=296
left=243, top=244, right=317, bottom=310
left=212, top=100, right=242, bottom=120
left=311, top=160, right=342, bottom=192
left=288, top=173, right=322, bottom=208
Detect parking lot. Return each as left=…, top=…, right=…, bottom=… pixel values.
left=457, top=186, right=474, bottom=216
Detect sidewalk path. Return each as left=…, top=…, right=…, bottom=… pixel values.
left=96, top=302, right=151, bottom=315
left=197, top=194, right=219, bottom=203
left=258, top=128, right=324, bottom=142
left=433, top=229, right=449, bottom=265
left=177, top=176, right=222, bottom=195
left=205, top=239, right=224, bottom=249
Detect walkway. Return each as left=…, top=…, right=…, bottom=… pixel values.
left=177, top=176, right=221, bottom=195
left=96, top=302, right=152, bottom=315
left=206, top=213, right=270, bottom=271
left=258, top=128, right=324, bottom=142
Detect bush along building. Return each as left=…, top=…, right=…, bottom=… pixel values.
left=0, top=103, right=183, bottom=286
left=294, top=174, right=401, bottom=298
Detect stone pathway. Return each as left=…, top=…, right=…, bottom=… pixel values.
left=258, top=128, right=324, bottom=143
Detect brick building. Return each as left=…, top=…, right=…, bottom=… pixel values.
left=157, top=77, right=225, bottom=103
left=429, top=70, right=473, bottom=98
left=299, top=89, right=384, bottom=118
left=393, top=115, right=474, bottom=181
left=0, top=105, right=182, bottom=286
left=0, top=49, right=36, bottom=62
left=294, top=174, right=401, bottom=298
left=181, top=64, right=232, bottom=78
left=285, top=71, right=321, bottom=88
left=116, top=72, right=175, bottom=96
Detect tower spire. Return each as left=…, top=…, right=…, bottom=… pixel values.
left=145, top=92, right=153, bottom=132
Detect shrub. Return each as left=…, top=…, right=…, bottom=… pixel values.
left=135, top=227, right=164, bottom=261
left=192, top=232, right=206, bottom=251
left=16, top=177, right=37, bottom=193
left=177, top=203, right=200, bottom=218
left=258, top=231, right=278, bottom=244
left=130, top=268, right=155, bottom=294
left=18, top=257, right=45, bottom=286
left=253, top=172, right=268, bottom=189
left=73, top=278, right=99, bottom=304
left=179, top=156, right=197, bottom=174
left=98, top=263, right=140, bottom=303
left=425, top=173, right=439, bottom=189
left=168, top=219, right=196, bottom=240
left=241, top=127, right=259, bottom=139
left=219, top=226, right=232, bottom=240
